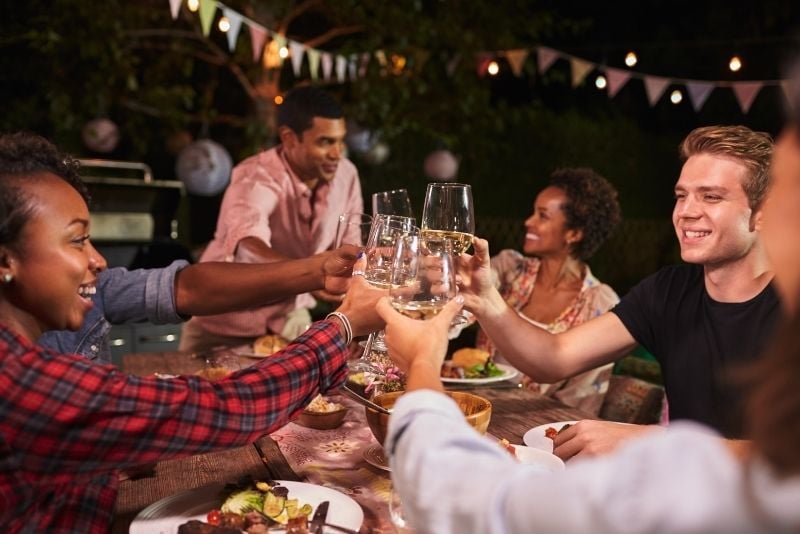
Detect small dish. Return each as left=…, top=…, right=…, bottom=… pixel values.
left=511, top=445, right=565, bottom=471
left=296, top=407, right=348, bottom=430
left=363, top=444, right=390, bottom=472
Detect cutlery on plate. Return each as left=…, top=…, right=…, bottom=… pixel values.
left=310, top=500, right=329, bottom=534
left=340, top=384, right=393, bottom=415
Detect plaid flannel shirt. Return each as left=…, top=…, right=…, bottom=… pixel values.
left=0, top=320, right=347, bottom=533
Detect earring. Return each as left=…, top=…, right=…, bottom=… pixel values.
left=2, top=273, right=12, bottom=283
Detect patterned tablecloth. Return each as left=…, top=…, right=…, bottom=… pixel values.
left=270, top=393, right=394, bottom=533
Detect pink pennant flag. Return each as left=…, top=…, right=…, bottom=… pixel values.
left=321, top=52, right=333, bottom=81
left=644, top=76, right=670, bottom=106
left=504, top=49, right=529, bottom=77
left=359, top=52, right=371, bottom=77
left=686, top=81, right=715, bottom=112
left=537, top=46, right=559, bottom=74
left=570, top=58, right=593, bottom=87
left=606, top=68, right=631, bottom=98
left=249, top=25, right=267, bottom=62
left=289, top=40, right=305, bottom=76
left=222, top=8, right=243, bottom=52
left=198, top=0, right=216, bottom=37
left=307, top=48, right=321, bottom=80
left=335, top=55, right=347, bottom=83
left=732, top=82, right=763, bottom=114
left=168, top=0, right=181, bottom=20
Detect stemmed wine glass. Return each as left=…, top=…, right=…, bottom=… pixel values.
left=372, top=189, right=414, bottom=218
left=335, top=212, right=373, bottom=247
left=420, top=183, right=475, bottom=324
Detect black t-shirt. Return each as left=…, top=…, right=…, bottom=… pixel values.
left=612, top=264, right=781, bottom=437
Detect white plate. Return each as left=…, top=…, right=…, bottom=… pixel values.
left=440, top=363, right=519, bottom=385
left=512, top=445, right=565, bottom=471
left=363, top=444, right=390, bottom=472
left=129, top=480, right=364, bottom=534
left=522, top=421, right=578, bottom=453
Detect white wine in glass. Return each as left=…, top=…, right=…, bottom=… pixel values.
left=420, top=182, right=475, bottom=254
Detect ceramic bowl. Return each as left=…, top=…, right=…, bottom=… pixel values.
left=296, top=406, right=348, bottom=430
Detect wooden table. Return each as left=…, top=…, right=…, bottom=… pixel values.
left=113, top=350, right=592, bottom=532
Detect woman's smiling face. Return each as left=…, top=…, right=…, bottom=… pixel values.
left=0, top=173, right=105, bottom=340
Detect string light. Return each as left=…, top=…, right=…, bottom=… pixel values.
left=218, top=16, right=230, bottom=32
left=595, top=75, right=607, bottom=89
left=487, top=61, right=500, bottom=76
left=279, top=46, right=289, bottom=59
left=187, top=0, right=199, bottom=12
left=670, top=89, right=683, bottom=104
left=624, top=51, right=638, bottom=67
left=729, top=56, right=742, bottom=72
left=274, top=95, right=284, bottom=105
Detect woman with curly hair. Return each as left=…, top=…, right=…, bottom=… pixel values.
left=476, top=168, right=621, bottom=414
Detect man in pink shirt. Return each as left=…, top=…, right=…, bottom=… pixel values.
left=180, top=86, right=364, bottom=351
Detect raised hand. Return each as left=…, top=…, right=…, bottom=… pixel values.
left=321, top=244, right=362, bottom=296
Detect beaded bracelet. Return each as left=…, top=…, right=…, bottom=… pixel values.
left=325, top=311, right=353, bottom=345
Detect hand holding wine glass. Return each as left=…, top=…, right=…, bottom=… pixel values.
left=420, top=182, right=475, bottom=254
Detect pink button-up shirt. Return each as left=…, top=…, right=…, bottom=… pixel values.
left=194, top=145, right=363, bottom=337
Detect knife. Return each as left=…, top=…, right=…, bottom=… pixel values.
left=310, top=500, right=330, bottom=534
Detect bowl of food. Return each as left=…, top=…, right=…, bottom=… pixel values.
left=365, top=391, right=492, bottom=446
left=296, top=395, right=348, bottom=430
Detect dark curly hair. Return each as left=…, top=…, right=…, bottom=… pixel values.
left=0, top=132, right=89, bottom=247
left=277, top=85, right=343, bottom=138
left=548, top=167, right=622, bottom=261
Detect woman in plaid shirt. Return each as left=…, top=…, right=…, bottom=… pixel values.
left=0, top=133, right=385, bottom=532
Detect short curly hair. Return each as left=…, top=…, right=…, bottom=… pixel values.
left=548, top=167, right=622, bottom=261
left=0, top=132, right=89, bottom=247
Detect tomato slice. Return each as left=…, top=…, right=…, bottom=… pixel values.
left=206, top=509, right=222, bottom=525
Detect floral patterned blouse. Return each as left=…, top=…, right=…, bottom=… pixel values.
left=476, top=249, right=620, bottom=416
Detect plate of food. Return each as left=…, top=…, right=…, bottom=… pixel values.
left=363, top=443, right=390, bottom=472
left=129, top=479, right=363, bottom=534
left=497, top=439, right=565, bottom=471
left=440, top=347, right=519, bottom=385
left=233, top=334, right=289, bottom=359
left=522, top=421, right=578, bottom=453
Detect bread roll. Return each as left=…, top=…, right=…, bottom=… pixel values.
left=253, top=334, right=288, bottom=356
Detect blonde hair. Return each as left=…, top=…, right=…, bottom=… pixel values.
left=680, top=125, right=773, bottom=210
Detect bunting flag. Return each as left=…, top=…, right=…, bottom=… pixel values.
left=375, top=50, right=388, bottom=67
left=321, top=52, right=333, bottom=81
left=606, top=68, right=631, bottom=98
left=537, top=47, right=559, bottom=74
left=335, top=55, right=347, bottom=82
left=249, top=25, right=267, bottom=62
left=168, top=0, right=181, bottom=20
left=732, top=81, right=763, bottom=114
left=222, top=8, right=242, bottom=52
left=445, top=53, right=461, bottom=77
left=686, top=81, right=715, bottom=111
left=359, top=52, right=371, bottom=77
left=198, top=0, right=216, bottom=37
left=644, top=76, right=670, bottom=106
left=289, top=40, right=305, bottom=76
left=307, top=48, right=321, bottom=80
left=348, top=54, right=358, bottom=80
left=570, top=58, right=593, bottom=87
left=504, top=49, right=529, bottom=77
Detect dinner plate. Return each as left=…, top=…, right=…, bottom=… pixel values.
left=129, top=480, right=364, bottom=534
left=512, top=445, right=565, bottom=471
left=363, top=444, right=390, bottom=472
left=440, top=363, right=519, bottom=385
left=522, top=421, right=578, bottom=453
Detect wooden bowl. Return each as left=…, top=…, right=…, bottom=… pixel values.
left=296, top=406, right=348, bottom=430
left=365, top=391, right=492, bottom=446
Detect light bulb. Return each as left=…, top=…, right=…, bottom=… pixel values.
left=625, top=51, right=638, bottom=67
left=218, top=17, right=230, bottom=32
left=670, top=89, right=683, bottom=104
left=729, top=56, right=742, bottom=72
left=595, top=75, right=607, bottom=89
left=487, top=61, right=499, bottom=76
left=279, top=46, right=289, bottom=59
left=274, top=95, right=284, bottom=105
left=187, top=0, right=199, bottom=12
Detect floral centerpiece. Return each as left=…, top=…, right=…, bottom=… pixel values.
left=348, top=350, right=405, bottom=397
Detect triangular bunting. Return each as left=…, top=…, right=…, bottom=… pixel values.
left=686, top=81, right=715, bottom=112
left=606, top=68, right=631, bottom=98
left=537, top=46, right=559, bottom=74
left=307, top=48, right=321, bottom=80
left=321, top=52, right=333, bottom=81
left=168, top=0, right=181, bottom=20
left=732, top=82, right=763, bottom=114
left=359, top=52, right=370, bottom=77
left=289, top=40, right=305, bottom=76
left=249, top=25, right=267, bottom=62
left=348, top=54, right=358, bottom=80
left=445, top=53, right=461, bottom=77
left=222, top=8, right=242, bottom=52
left=476, top=54, right=492, bottom=78
left=198, top=0, right=216, bottom=37
left=335, top=55, right=347, bottom=83
left=570, top=58, right=593, bottom=87
left=644, top=75, right=670, bottom=106
left=504, top=49, right=529, bottom=77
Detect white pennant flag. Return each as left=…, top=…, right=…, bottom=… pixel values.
left=321, top=52, right=333, bottom=81
left=644, top=76, right=670, bottom=106
left=289, top=40, right=305, bottom=76
left=686, top=81, right=715, bottom=112
left=335, top=55, right=347, bottom=83
left=168, top=0, right=181, bottom=20
left=606, top=68, right=631, bottom=98
left=732, top=82, right=763, bottom=114
left=537, top=47, right=559, bottom=74
left=222, top=8, right=242, bottom=52
left=348, top=54, right=358, bottom=80
left=570, top=58, right=593, bottom=87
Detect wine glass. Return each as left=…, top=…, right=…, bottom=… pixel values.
left=421, top=183, right=475, bottom=324
left=335, top=212, right=373, bottom=247
left=372, top=189, right=414, bottom=218
left=389, top=234, right=457, bottom=321
left=389, top=485, right=416, bottom=533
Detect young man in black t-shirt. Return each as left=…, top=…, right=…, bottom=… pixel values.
left=462, top=125, right=777, bottom=460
